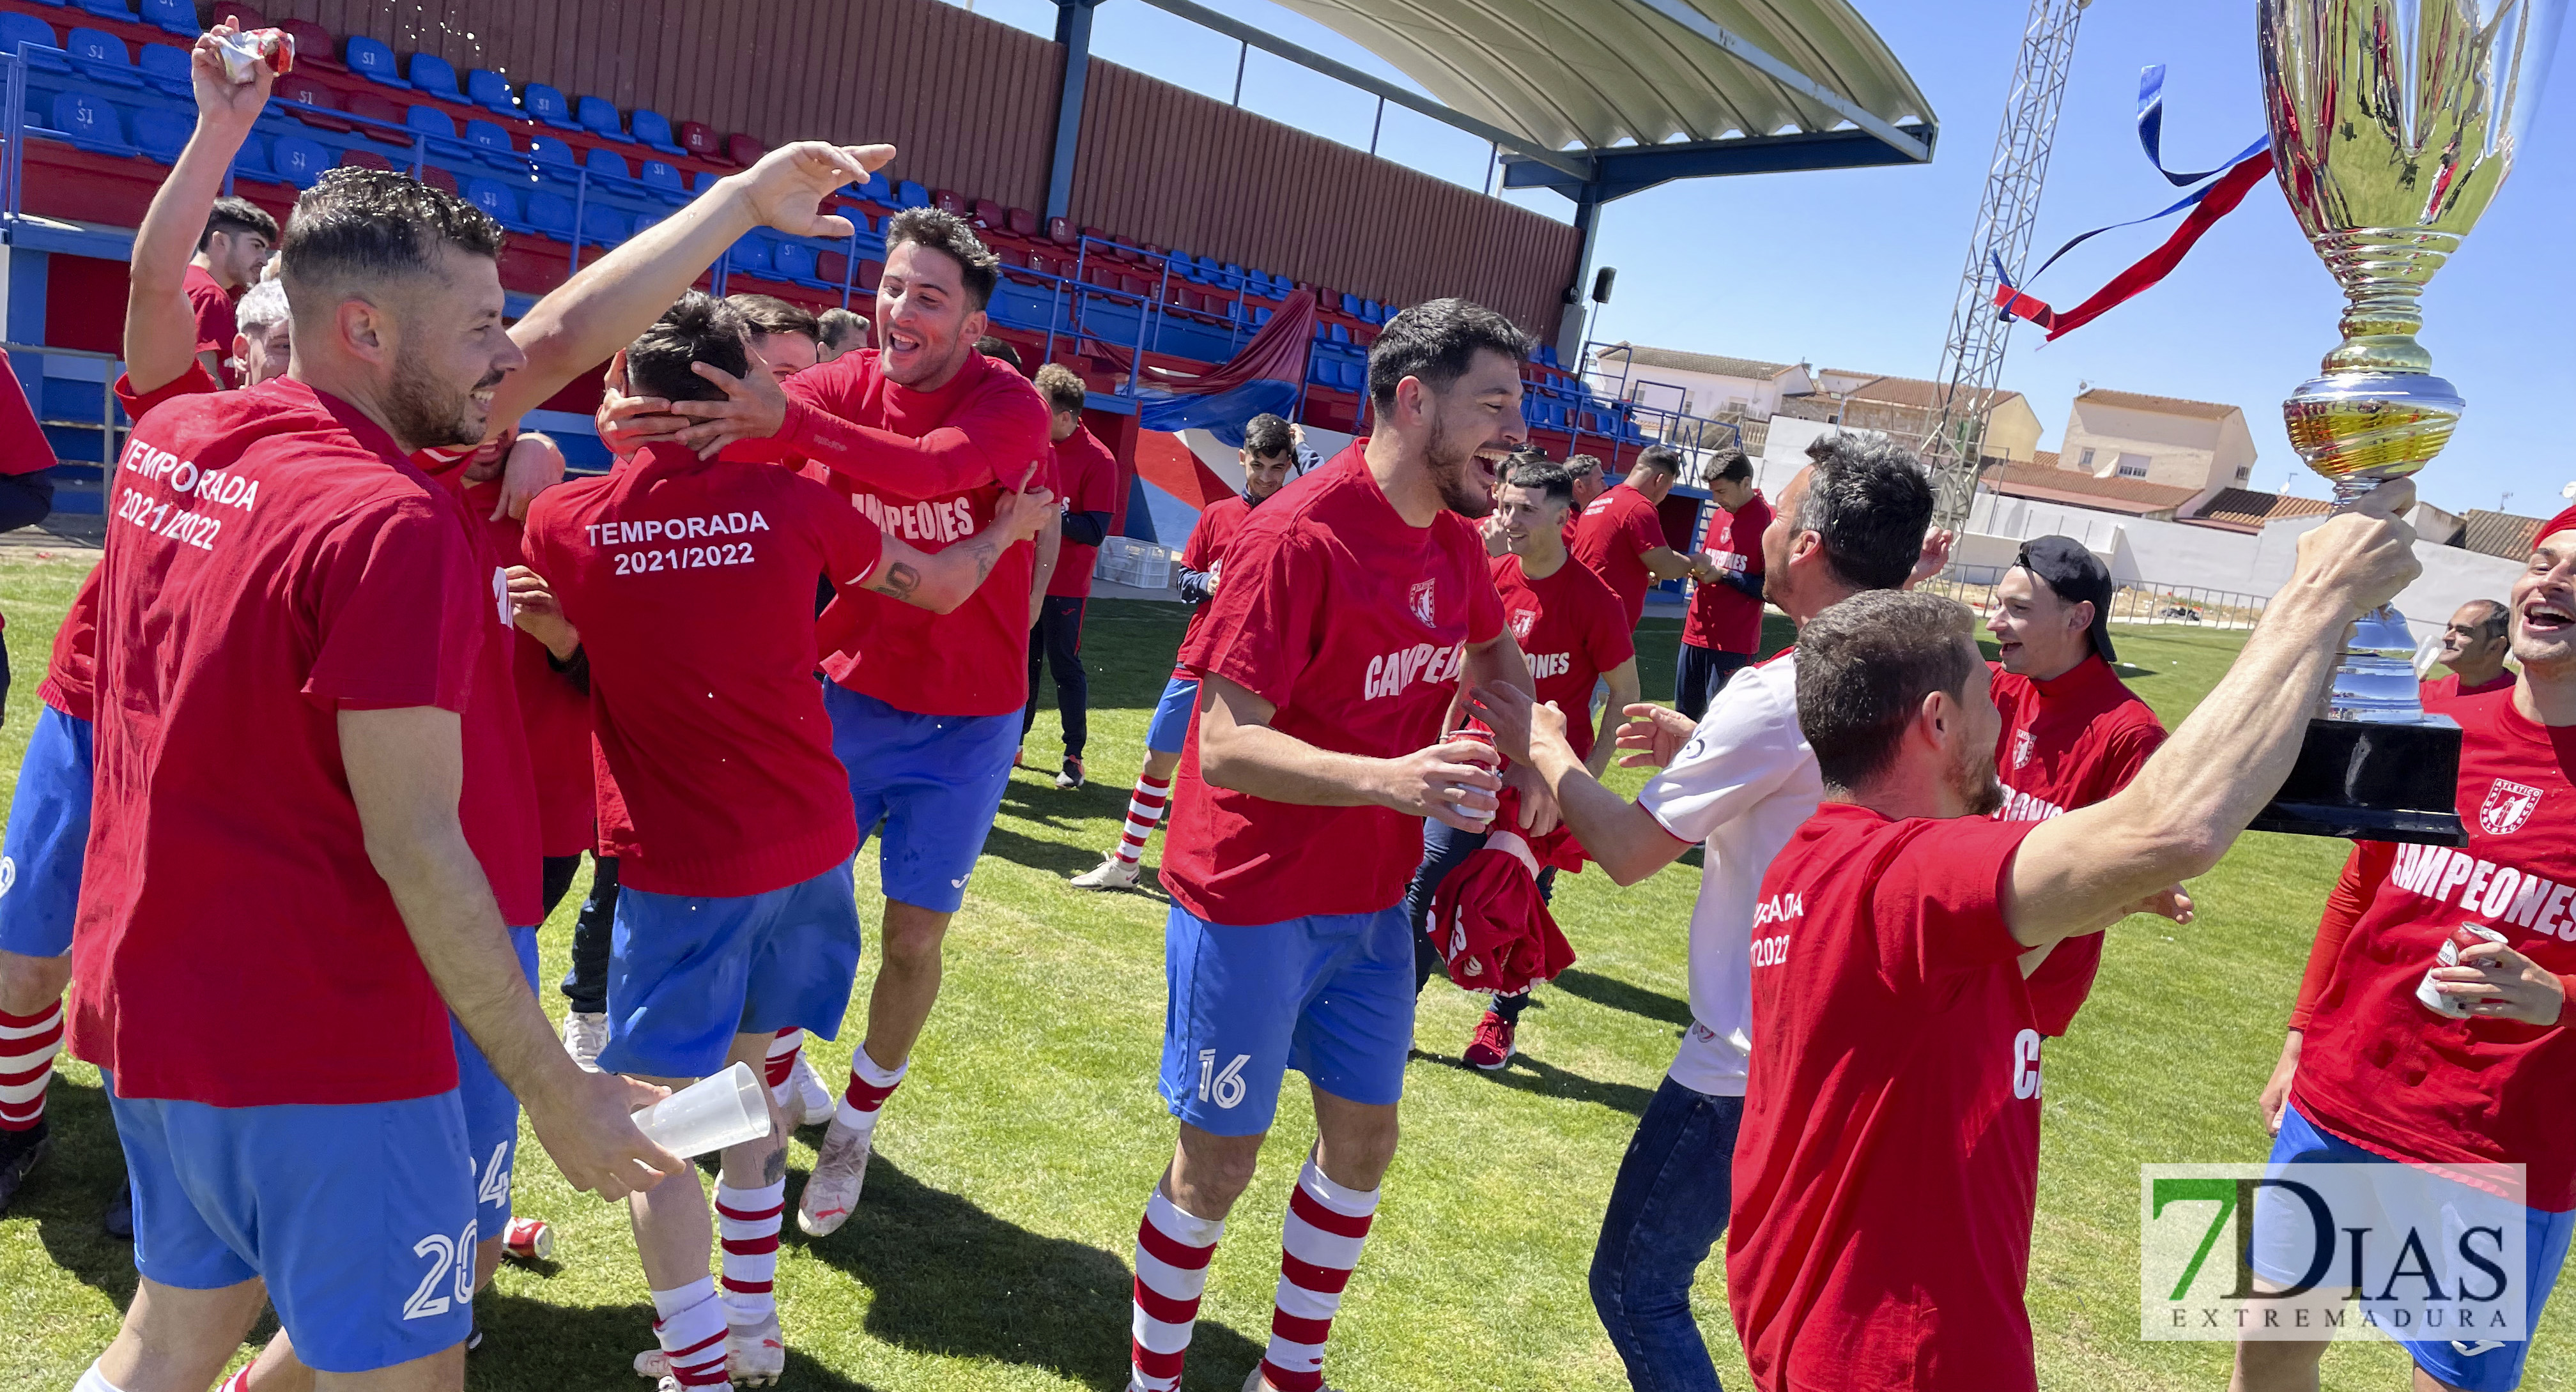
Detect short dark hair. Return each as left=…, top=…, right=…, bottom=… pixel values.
left=1242, top=413, right=1293, bottom=459
left=201, top=195, right=278, bottom=251
left=1709, top=450, right=1754, bottom=486
left=1032, top=362, right=1086, bottom=415
left=1797, top=590, right=1980, bottom=793
left=626, top=293, right=749, bottom=404
left=2462, top=598, right=2510, bottom=642
left=726, top=293, right=818, bottom=344
left=817, top=307, right=868, bottom=349
left=1502, top=457, right=1574, bottom=507
left=975, top=335, right=1023, bottom=372
left=886, top=207, right=999, bottom=311
left=1631, top=445, right=1684, bottom=480
left=1565, top=453, right=1601, bottom=477
left=280, top=171, right=503, bottom=317
left=1367, top=298, right=1529, bottom=409
left=1793, top=436, right=1932, bottom=592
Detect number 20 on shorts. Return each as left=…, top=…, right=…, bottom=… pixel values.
left=1197, top=1050, right=1249, bottom=1110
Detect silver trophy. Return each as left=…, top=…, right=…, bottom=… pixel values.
left=2250, top=0, right=2563, bottom=845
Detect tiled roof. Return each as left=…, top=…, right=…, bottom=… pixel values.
left=2183, top=488, right=2336, bottom=533
left=2460, top=509, right=2545, bottom=560
left=1594, top=345, right=1796, bottom=381
left=1823, top=373, right=2024, bottom=411
left=2076, top=387, right=2239, bottom=420
left=1982, top=461, right=2197, bottom=516
left=2031, top=449, right=2059, bottom=470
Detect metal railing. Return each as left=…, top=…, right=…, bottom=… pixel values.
left=1919, top=564, right=2271, bottom=631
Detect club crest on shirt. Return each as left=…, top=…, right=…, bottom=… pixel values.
left=1408, top=578, right=1438, bottom=629
left=2012, top=729, right=2035, bottom=770
left=1509, top=608, right=1537, bottom=642
left=2480, top=779, right=2543, bottom=836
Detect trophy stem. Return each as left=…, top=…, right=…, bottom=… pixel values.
left=2321, top=475, right=2430, bottom=723
left=2312, top=229, right=2458, bottom=375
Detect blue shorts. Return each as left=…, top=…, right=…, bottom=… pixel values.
left=451, top=924, right=539, bottom=1233
left=2260, top=1103, right=2575, bottom=1390
left=1159, top=902, right=1415, bottom=1136
left=601, top=860, right=863, bottom=1080
left=108, top=1079, right=476, bottom=1372
left=824, top=684, right=1019, bottom=914
left=1146, top=674, right=1200, bottom=755
left=0, top=705, right=92, bottom=958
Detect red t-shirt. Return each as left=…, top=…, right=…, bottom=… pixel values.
left=182, top=264, right=240, bottom=388
left=1729, top=803, right=2044, bottom=1392
left=465, top=477, right=596, bottom=858
left=734, top=348, right=1053, bottom=717
left=1171, top=491, right=1261, bottom=679
left=2423, top=670, right=2517, bottom=702
left=1045, top=424, right=1119, bottom=600
left=1681, top=492, right=1771, bottom=654
left=72, top=379, right=519, bottom=1107
left=0, top=348, right=58, bottom=479
left=1162, top=446, right=1506, bottom=924
left=1989, top=655, right=2167, bottom=1035
left=1569, top=482, right=1667, bottom=627
left=521, top=442, right=887, bottom=898
left=1492, top=553, right=1631, bottom=761
left=2290, top=690, right=2576, bottom=1210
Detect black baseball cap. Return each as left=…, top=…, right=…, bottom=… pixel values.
left=2013, top=535, right=2117, bottom=664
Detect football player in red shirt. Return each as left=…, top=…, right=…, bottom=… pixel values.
left=2245, top=508, right=2576, bottom=1392
left=1674, top=450, right=1771, bottom=719
left=1404, top=455, right=1635, bottom=1069
left=1570, top=445, right=1717, bottom=630
left=181, top=195, right=273, bottom=387
left=1072, top=415, right=1298, bottom=891
left=1984, top=535, right=2166, bottom=1036
left=2425, top=597, right=2516, bottom=701
left=1124, top=300, right=1543, bottom=1392
left=1024, top=362, right=1122, bottom=789
left=1702, top=489, right=2413, bottom=1392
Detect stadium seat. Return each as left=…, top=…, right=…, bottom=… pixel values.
left=346, top=35, right=405, bottom=88
left=131, top=103, right=187, bottom=162
left=0, top=15, right=66, bottom=70
left=228, top=132, right=282, bottom=185
left=72, top=0, right=135, bottom=22
left=274, top=75, right=351, bottom=132
left=580, top=199, right=625, bottom=247
left=931, top=188, right=965, bottom=215
left=136, top=41, right=189, bottom=95
left=583, top=146, right=630, bottom=185
left=727, top=235, right=772, bottom=277
left=772, top=240, right=831, bottom=287
left=576, top=94, right=631, bottom=142
left=630, top=107, right=685, bottom=157
left=527, top=134, right=576, bottom=173
left=463, top=118, right=523, bottom=169
left=467, top=68, right=519, bottom=116
left=407, top=52, right=463, bottom=102
left=857, top=259, right=883, bottom=290
left=678, top=119, right=721, bottom=161
left=405, top=104, right=468, bottom=155
left=268, top=132, right=333, bottom=187
left=346, top=91, right=412, bottom=145
left=631, top=208, right=663, bottom=238
left=279, top=19, right=335, bottom=70
left=66, top=27, right=142, bottom=86
left=526, top=188, right=575, bottom=239
left=222, top=4, right=270, bottom=27
left=724, top=132, right=763, bottom=166
left=415, top=163, right=456, bottom=194
left=1002, top=206, right=1037, bottom=239
left=971, top=197, right=1003, bottom=229
left=520, top=83, right=576, bottom=130
left=1046, top=216, right=1074, bottom=245
left=638, top=158, right=686, bottom=203
left=817, top=248, right=849, bottom=284
left=43, top=91, right=134, bottom=155
left=463, top=176, right=526, bottom=231
left=139, top=0, right=196, bottom=36
left=338, top=147, right=392, bottom=171
left=691, top=169, right=722, bottom=196
left=897, top=180, right=929, bottom=210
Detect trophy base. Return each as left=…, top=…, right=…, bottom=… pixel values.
left=2248, top=717, right=2467, bottom=848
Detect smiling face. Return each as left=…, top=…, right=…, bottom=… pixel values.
left=377, top=244, right=523, bottom=451
left=1494, top=480, right=1570, bottom=559
left=1406, top=346, right=1527, bottom=519
left=1946, top=654, right=2005, bottom=815
left=748, top=330, right=817, bottom=384
left=875, top=241, right=985, bottom=392
left=2511, top=530, right=2576, bottom=673
left=235, top=319, right=292, bottom=386
left=1986, top=567, right=2091, bottom=680
left=1240, top=447, right=1293, bottom=501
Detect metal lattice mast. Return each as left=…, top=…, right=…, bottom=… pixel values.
left=1922, top=0, right=2090, bottom=530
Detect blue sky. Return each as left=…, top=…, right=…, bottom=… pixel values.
left=963, top=0, right=2574, bottom=517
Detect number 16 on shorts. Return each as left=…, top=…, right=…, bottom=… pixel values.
left=1197, top=1051, right=1249, bottom=1110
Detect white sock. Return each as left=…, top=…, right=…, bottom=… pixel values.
left=651, top=1277, right=732, bottom=1389
left=75, top=1363, right=130, bottom=1392
left=832, top=1048, right=908, bottom=1133
left=715, top=1179, right=787, bottom=1324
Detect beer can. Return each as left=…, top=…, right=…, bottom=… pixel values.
left=2415, top=922, right=2510, bottom=1018
left=502, top=1214, right=554, bottom=1262
left=215, top=27, right=294, bottom=85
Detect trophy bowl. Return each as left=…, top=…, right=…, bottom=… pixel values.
left=2248, top=0, right=2563, bottom=846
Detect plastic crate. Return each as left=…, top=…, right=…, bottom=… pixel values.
left=1094, top=537, right=1173, bottom=592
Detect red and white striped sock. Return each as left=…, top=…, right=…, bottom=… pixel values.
left=212, top=1366, right=248, bottom=1392
left=0, top=999, right=63, bottom=1133
left=1258, top=1158, right=1379, bottom=1392
left=1113, top=774, right=1173, bottom=866
left=650, top=1277, right=733, bottom=1390
left=1129, top=1187, right=1225, bottom=1392
left=714, top=1179, right=785, bottom=1324
left=764, top=1029, right=803, bottom=1090
left=831, top=1047, right=907, bottom=1139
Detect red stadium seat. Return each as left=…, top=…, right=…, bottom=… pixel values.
left=817, top=249, right=849, bottom=286
left=220, top=5, right=270, bottom=29
left=856, top=259, right=883, bottom=290
left=679, top=120, right=723, bottom=161
left=723, top=132, right=764, bottom=166
left=971, top=197, right=1004, bottom=229
left=279, top=19, right=336, bottom=70
left=1007, top=206, right=1038, bottom=238
left=416, top=164, right=458, bottom=193
left=345, top=91, right=411, bottom=145
left=932, top=188, right=966, bottom=216
left=1046, top=216, right=1075, bottom=245
left=275, top=75, right=351, bottom=132
left=337, top=148, right=392, bottom=171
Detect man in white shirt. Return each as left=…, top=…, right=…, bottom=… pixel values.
left=1472, top=434, right=1940, bottom=1392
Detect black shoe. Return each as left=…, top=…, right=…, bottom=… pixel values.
left=103, top=1182, right=133, bottom=1240
left=1055, top=756, right=1086, bottom=790
left=0, top=1119, right=52, bottom=1214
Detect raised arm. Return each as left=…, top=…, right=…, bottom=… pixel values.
left=2003, top=488, right=2420, bottom=947
left=125, top=26, right=272, bottom=395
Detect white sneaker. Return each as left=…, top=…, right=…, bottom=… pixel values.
left=796, top=1116, right=874, bottom=1236
left=635, top=1311, right=785, bottom=1387
left=789, top=1052, right=835, bottom=1128
left=562, top=1012, right=608, bottom=1073
left=1070, top=855, right=1141, bottom=890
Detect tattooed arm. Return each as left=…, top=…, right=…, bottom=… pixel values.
left=853, top=483, right=1056, bottom=613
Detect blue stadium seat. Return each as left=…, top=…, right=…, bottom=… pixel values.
left=1326, top=322, right=1350, bottom=345
left=582, top=146, right=629, bottom=185
left=771, top=240, right=826, bottom=286
left=576, top=94, right=631, bottom=143
left=691, top=170, right=723, bottom=196
left=727, top=236, right=772, bottom=277
left=139, top=0, right=194, bottom=35
left=519, top=82, right=578, bottom=130
left=136, top=41, right=189, bottom=95
left=0, top=15, right=66, bottom=70
left=463, top=177, right=526, bottom=231
left=525, top=188, right=575, bottom=239
left=1338, top=359, right=1365, bottom=392
left=527, top=134, right=575, bottom=173
left=631, top=208, right=664, bottom=238
left=1252, top=305, right=1272, bottom=326
left=630, top=107, right=685, bottom=157
left=638, top=158, right=687, bottom=203
left=462, top=118, right=523, bottom=170
left=580, top=199, right=625, bottom=246
left=66, top=27, right=141, bottom=86
left=404, top=105, right=472, bottom=157
left=896, top=180, right=928, bottom=210
left=45, top=91, right=133, bottom=153
left=72, top=0, right=134, bottom=22
left=268, top=132, right=332, bottom=187
left=466, top=67, right=518, bottom=116
left=229, top=132, right=284, bottom=185
left=345, top=36, right=406, bottom=88
left=408, top=52, right=463, bottom=102
left=132, top=103, right=187, bottom=162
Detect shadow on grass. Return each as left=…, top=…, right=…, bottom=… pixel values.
left=1550, top=967, right=1691, bottom=1029
left=790, top=1155, right=1263, bottom=1390
left=25, top=1073, right=137, bottom=1310
left=474, top=1290, right=886, bottom=1391
left=1412, top=1048, right=1655, bottom=1118
left=981, top=818, right=1130, bottom=882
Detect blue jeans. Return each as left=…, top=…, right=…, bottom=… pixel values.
left=1591, top=1075, right=1741, bottom=1392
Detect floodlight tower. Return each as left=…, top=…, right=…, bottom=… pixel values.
left=1920, top=0, right=2092, bottom=530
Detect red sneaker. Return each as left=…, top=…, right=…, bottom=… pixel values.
left=1463, top=1011, right=1515, bottom=1071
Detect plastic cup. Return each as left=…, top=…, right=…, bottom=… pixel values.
left=630, top=1060, right=772, bottom=1159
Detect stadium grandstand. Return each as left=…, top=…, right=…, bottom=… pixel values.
left=0, top=0, right=1932, bottom=568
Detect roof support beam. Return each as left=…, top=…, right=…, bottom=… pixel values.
left=1127, top=0, right=1596, bottom=183
left=1502, top=124, right=1936, bottom=203
left=1621, top=0, right=1933, bottom=164
left=1044, top=0, right=1100, bottom=223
